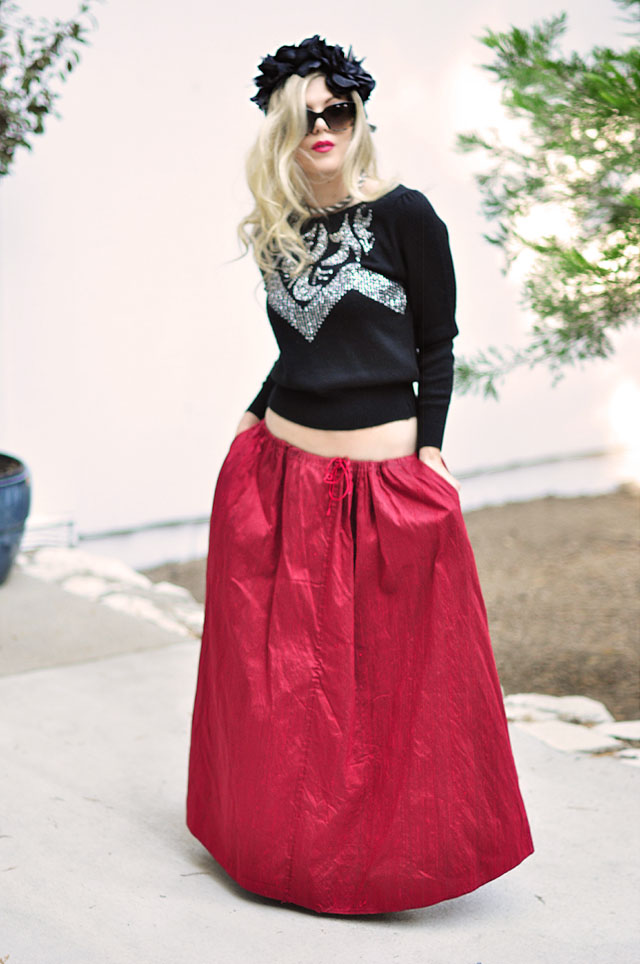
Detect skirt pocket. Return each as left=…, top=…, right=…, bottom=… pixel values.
left=414, top=455, right=460, bottom=500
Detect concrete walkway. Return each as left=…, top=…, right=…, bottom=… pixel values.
left=1, top=566, right=638, bottom=964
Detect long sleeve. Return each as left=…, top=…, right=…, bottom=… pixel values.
left=246, top=362, right=278, bottom=419
left=396, top=189, right=458, bottom=450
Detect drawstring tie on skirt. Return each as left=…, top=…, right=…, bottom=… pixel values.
left=323, top=457, right=353, bottom=516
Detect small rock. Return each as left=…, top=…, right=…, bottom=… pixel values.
left=151, top=581, right=193, bottom=599
left=514, top=720, right=621, bottom=754
left=173, top=603, right=204, bottom=635
left=61, top=575, right=111, bottom=599
left=594, top=720, right=640, bottom=743
left=101, top=593, right=190, bottom=637
left=20, top=547, right=152, bottom=589
left=504, top=693, right=614, bottom=725
left=614, top=749, right=640, bottom=768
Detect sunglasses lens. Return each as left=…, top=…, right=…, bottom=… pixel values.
left=306, top=103, right=356, bottom=134
left=325, top=103, right=355, bottom=130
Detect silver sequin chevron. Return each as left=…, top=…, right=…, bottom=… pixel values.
left=265, top=206, right=407, bottom=342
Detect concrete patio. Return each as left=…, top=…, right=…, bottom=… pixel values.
left=0, top=562, right=638, bottom=964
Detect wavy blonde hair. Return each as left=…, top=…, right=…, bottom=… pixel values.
left=238, top=71, right=397, bottom=279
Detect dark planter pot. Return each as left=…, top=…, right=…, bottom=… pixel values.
left=0, top=454, right=32, bottom=586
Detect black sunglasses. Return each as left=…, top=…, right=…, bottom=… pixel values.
left=306, top=101, right=356, bottom=135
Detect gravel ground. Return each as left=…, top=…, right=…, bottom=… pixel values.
left=141, top=487, right=639, bottom=721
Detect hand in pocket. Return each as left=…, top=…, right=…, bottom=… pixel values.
left=417, top=453, right=461, bottom=494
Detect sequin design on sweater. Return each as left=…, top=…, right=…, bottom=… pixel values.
left=265, top=206, right=407, bottom=342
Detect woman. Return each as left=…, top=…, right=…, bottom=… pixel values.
left=187, top=35, right=534, bottom=916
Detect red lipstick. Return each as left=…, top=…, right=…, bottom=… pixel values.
left=312, top=141, right=334, bottom=153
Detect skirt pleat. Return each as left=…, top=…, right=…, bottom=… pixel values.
left=186, top=418, right=534, bottom=914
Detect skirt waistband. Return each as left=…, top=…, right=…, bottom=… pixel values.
left=254, top=418, right=422, bottom=517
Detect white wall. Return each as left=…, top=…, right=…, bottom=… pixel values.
left=1, top=0, right=638, bottom=540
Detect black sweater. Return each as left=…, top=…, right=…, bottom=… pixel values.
left=246, top=184, right=458, bottom=450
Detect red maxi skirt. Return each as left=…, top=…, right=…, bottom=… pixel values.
left=186, top=418, right=534, bottom=914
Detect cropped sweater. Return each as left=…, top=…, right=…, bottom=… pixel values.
left=246, top=184, right=458, bottom=451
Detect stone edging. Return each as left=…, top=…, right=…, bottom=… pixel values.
left=17, top=547, right=204, bottom=640
left=16, top=547, right=640, bottom=768
left=503, top=693, right=640, bottom=766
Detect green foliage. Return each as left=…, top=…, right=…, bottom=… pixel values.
left=0, top=0, right=100, bottom=176
left=454, top=0, right=640, bottom=396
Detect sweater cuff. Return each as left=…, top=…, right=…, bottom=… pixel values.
left=417, top=401, right=451, bottom=450
left=416, top=340, right=455, bottom=450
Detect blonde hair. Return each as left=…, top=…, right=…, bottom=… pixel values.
left=238, top=71, right=397, bottom=279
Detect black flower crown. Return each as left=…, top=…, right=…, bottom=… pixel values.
left=251, top=35, right=376, bottom=113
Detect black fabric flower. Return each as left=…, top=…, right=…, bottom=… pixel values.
left=251, top=35, right=376, bottom=113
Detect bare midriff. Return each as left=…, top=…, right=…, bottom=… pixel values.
left=264, top=406, right=419, bottom=460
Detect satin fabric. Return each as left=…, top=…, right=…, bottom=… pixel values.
left=186, top=419, right=534, bottom=914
